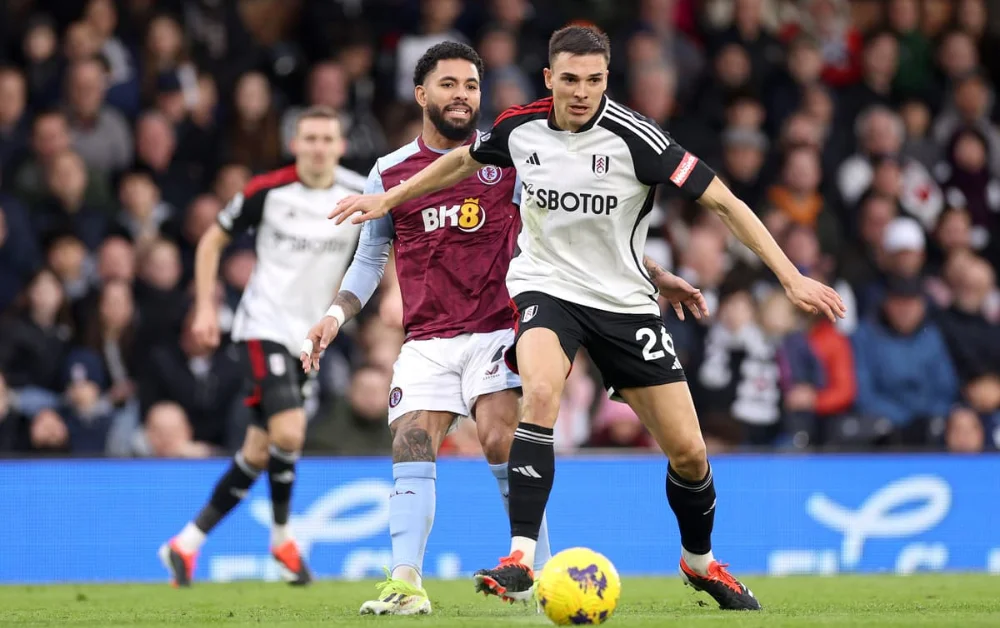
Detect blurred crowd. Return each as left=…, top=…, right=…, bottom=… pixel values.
left=1, top=0, right=999, bottom=458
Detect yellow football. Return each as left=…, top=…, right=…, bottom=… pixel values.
left=534, top=547, right=621, bottom=625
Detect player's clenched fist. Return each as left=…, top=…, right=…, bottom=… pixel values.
left=190, top=304, right=221, bottom=350
left=299, top=316, right=341, bottom=373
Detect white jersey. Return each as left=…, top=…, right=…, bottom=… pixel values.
left=471, top=95, right=715, bottom=316
left=217, top=165, right=364, bottom=355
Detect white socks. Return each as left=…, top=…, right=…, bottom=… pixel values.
left=174, top=522, right=207, bottom=554
left=271, top=524, right=291, bottom=548
left=510, top=536, right=537, bottom=570
left=682, top=547, right=716, bottom=575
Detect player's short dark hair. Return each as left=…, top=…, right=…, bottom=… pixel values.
left=296, top=105, right=340, bottom=129
left=548, top=25, right=611, bottom=65
left=412, top=42, right=485, bottom=87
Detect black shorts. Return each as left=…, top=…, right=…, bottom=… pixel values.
left=505, top=291, right=686, bottom=397
left=241, top=339, right=309, bottom=427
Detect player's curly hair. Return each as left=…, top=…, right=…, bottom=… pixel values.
left=412, top=41, right=485, bottom=87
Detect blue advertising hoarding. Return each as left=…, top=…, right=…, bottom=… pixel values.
left=1, top=455, right=998, bottom=583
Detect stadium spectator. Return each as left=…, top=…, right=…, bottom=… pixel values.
left=178, top=194, right=222, bottom=282
left=956, top=0, right=1000, bottom=93
left=887, top=0, right=933, bottom=97
left=280, top=61, right=386, bottom=174
left=857, top=216, right=927, bottom=317
left=765, top=146, right=840, bottom=255
left=0, top=66, right=29, bottom=180
left=765, top=34, right=823, bottom=136
left=695, top=289, right=783, bottom=451
left=780, top=0, right=862, bottom=88
left=133, top=238, right=187, bottom=351
left=81, top=279, right=140, bottom=455
left=114, top=170, right=176, bottom=247
left=838, top=30, right=898, bottom=127
left=932, top=72, right=1000, bottom=177
left=140, top=14, right=197, bottom=110
left=0, top=267, right=72, bottom=394
left=44, top=232, right=90, bottom=304
left=945, top=406, right=987, bottom=453
left=629, top=0, right=705, bottom=102
left=142, top=401, right=213, bottom=458
left=33, top=150, right=108, bottom=251
left=20, top=16, right=61, bottom=110
left=937, top=256, right=1000, bottom=412
left=83, top=0, right=140, bottom=119
left=0, top=372, right=31, bottom=452
left=306, top=365, right=392, bottom=455
left=899, top=97, right=941, bottom=171
left=28, top=408, right=69, bottom=454
left=64, top=58, right=133, bottom=175
left=938, top=128, right=1000, bottom=266
left=12, top=110, right=112, bottom=208
left=134, top=111, right=203, bottom=212
left=719, top=126, right=769, bottom=210
left=139, top=309, right=245, bottom=453
left=478, top=26, right=535, bottom=125
left=851, top=274, right=959, bottom=447
left=395, top=0, right=468, bottom=100
left=211, top=163, right=251, bottom=205
left=586, top=398, right=656, bottom=450
left=0, top=196, right=41, bottom=311
left=222, top=71, right=283, bottom=173
left=838, top=106, right=943, bottom=230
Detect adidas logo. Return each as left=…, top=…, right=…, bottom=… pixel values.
left=525, top=152, right=540, bottom=165
left=511, top=465, right=541, bottom=478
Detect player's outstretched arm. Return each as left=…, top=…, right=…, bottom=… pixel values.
left=191, top=223, right=232, bottom=349
left=329, top=146, right=483, bottom=225
left=300, top=289, right=363, bottom=374
left=300, top=214, right=393, bottom=373
left=696, top=177, right=846, bottom=322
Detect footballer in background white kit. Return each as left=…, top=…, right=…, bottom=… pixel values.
left=159, top=107, right=362, bottom=588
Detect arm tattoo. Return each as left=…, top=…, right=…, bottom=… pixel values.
left=643, top=255, right=668, bottom=284
left=331, top=290, right=363, bottom=324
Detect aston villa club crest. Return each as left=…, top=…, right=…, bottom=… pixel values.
left=592, top=154, right=610, bottom=178
left=477, top=165, right=503, bottom=185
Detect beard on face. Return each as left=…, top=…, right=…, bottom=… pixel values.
left=427, top=101, right=480, bottom=141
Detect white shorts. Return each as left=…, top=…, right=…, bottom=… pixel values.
left=387, top=328, right=521, bottom=425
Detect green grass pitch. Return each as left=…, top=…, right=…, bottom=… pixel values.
left=2, top=575, right=998, bottom=627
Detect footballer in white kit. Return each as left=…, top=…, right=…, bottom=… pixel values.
left=332, top=26, right=845, bottom=612
left=159, top=107, right=363, bottom=587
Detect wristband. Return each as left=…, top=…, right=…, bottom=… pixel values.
left=326, top=304, right=346, bottom=327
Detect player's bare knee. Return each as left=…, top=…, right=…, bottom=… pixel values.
left=670, top=439, right=709, bottom=481
left=269, top=424, right=304, bottom=453
left=242, top=439, right=270, bottom=468
left=391, top=412, right=439, bottom=463
left=522, top=382, right=560, bottom=427
left=478, top=423, right=514, bottom=464
left=267, top=410, right=306, bottom=452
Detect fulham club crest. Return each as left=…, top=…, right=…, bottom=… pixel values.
left=592, top=154, right=610, bottom=178
left=477, top=165, right=503, bottom=185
